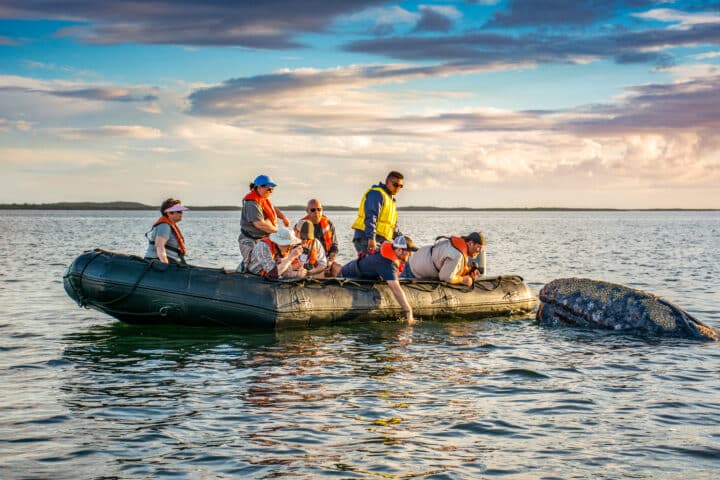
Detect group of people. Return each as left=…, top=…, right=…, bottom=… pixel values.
left=144, top=171, right=487, bottom=323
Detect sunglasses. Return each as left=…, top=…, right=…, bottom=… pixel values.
left=309, top=207, right=323, bottom=212
left=263, top=186, right=274, bottom=192
left=392, top=181, right=404, bottom=188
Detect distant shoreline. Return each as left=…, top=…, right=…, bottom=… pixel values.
left=0, top=202, right=717, bottom=212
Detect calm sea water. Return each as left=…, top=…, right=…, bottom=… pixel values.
left=1, top=210, right=719, bottom=479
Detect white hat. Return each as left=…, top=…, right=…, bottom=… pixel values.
left=392, top=235, right=418, bottom=252
left=269, top=227, right=301, bottom=246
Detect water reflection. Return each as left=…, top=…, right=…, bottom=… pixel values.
left=61, top=319, right=553, bottom=477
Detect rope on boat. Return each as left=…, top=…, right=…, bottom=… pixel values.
left=260, top=274, right=524, bottom=294
left=68, top=249, right=104, bottom=308
left=89, top=261, right=154, bottom=307
left=72, top=250, right=154, bottom=309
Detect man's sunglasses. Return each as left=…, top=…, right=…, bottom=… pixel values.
left=392, top=181, right=404, bottom=188
left=309, top=207, right=323, bottom=212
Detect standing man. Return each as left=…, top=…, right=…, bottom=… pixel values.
left=351, top=171, right=404, bottom=255
left=301, top=198, right=342, bottom=277
left=404, top=232, right=487, bottom=286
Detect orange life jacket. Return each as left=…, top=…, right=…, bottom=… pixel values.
left=302, top=214, right=333, bottom=253
left=258, top=237, right=279, bottom=277
left=380, top=241, right=405, bottom=273
left=244, top=189, right=277, bottom=226
left=449, top=236, right=470, bottom=275
left=152, top=216, right=186, bottom=256
left=292, top=240, right=319, bottom=269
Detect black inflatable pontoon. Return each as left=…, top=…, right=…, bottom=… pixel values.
left=63, top=249, right=537, bottom=329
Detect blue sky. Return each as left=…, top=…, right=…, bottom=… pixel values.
left=1, top=0, right=719, bottom=208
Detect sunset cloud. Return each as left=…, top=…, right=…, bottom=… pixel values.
left=54, top=125, right=163, bottom=140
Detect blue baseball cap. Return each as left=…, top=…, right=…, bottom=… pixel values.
left=253, top=174, right=277, bottom=188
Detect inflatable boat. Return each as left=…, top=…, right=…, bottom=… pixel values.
left=63, top=249, right=537, bottom=329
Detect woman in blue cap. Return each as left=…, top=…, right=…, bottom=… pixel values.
left=238, top=174, right=290, bottom=270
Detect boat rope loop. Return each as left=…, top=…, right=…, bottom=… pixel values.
left=84, top=260, right=154, bottom=308
left=67, top=249, right=104, bottom=308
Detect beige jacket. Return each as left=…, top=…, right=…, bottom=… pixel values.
left=407, top=238, right=466, bottom=283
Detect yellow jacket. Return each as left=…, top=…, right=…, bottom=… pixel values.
left=351, top=185, right=398, bottom=241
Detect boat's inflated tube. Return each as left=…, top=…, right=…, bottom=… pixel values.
left=64, top=249, right=537, bottom=329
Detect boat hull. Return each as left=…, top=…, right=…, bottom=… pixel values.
left=63, top=250, right=537, bottom=329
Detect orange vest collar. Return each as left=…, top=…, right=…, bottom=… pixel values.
left=302, top=214, right=333, bottom=253
left=450, top=236, right=469, bottom=274
left=153, top=216, right=186, bottom=256
left=244, top=189, right=277, bottom=226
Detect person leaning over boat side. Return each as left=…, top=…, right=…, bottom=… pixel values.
left=238, top=174, right=291, bottom=270
left=301, top=198, right=343, bottom=277
left=350, top=171, right=404, bottom=255
left=403, top=232, right=487, bottom=286
left=293, top=220, right=328, bottom=278
left=247, top=226, right=307, bottom=280
left=144, top=198, right=189, bottom=265
left=340, top=235, right=418, bottom=323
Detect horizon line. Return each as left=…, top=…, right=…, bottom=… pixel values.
left=0, top=201, right=717, bottom=212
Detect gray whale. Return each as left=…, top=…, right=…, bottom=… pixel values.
left=537, top=278, right=719, bottom=341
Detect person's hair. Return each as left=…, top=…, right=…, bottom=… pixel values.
left=249, top=182, right=256, bottom=190
left=386, top=171, right=404, bottom=181
left=160, top=198, right=181, bottom=217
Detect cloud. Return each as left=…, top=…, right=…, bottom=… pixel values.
left=187, top=63, right=720, bottom=139
left=344, top=21, right=720, bottom=66
left=49, top=87, right=158, bottom=103
left=0, top=80, right=159, bottom=103
left=22, top=60, right=92, bottom=75
left=633, top=8, right=720, bottom=28
left=0, top=0, right=389, bottom=48
left=23, top=60, right=60, bottom=70
left=565, top=74, right=720, bottom=134
left=0, top=118, right=32, bottom=131
left=54, top=125, right=163, bottom=140
left=187, top=63, right=514, bottom=120
left=0, top=76, right=165, bottom=125
left=0, top=35, right=18, bottom=45
left=0, top=146, right=118, bottom=170
left=341, top=5, right=418, bottom=28
left=692, top=50, right=720, bottom=59
left=413, top=6, right=460, bottom=33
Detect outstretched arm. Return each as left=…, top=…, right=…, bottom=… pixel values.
left=386, top=280, right=415, bottom=324
left=274, top=206, right=290, bottom=227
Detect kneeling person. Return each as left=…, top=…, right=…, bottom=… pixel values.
left=247, top=227, right=306, bottom=279
left=341, top=235, right=418, bottom=323
left=405, top=231, right=486, bottom=286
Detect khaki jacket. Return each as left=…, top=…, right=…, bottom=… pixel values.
left=408, top=238, right=465, bottom=283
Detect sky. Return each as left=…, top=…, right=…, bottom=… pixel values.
left=0, top=0, right=719, bottom=208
